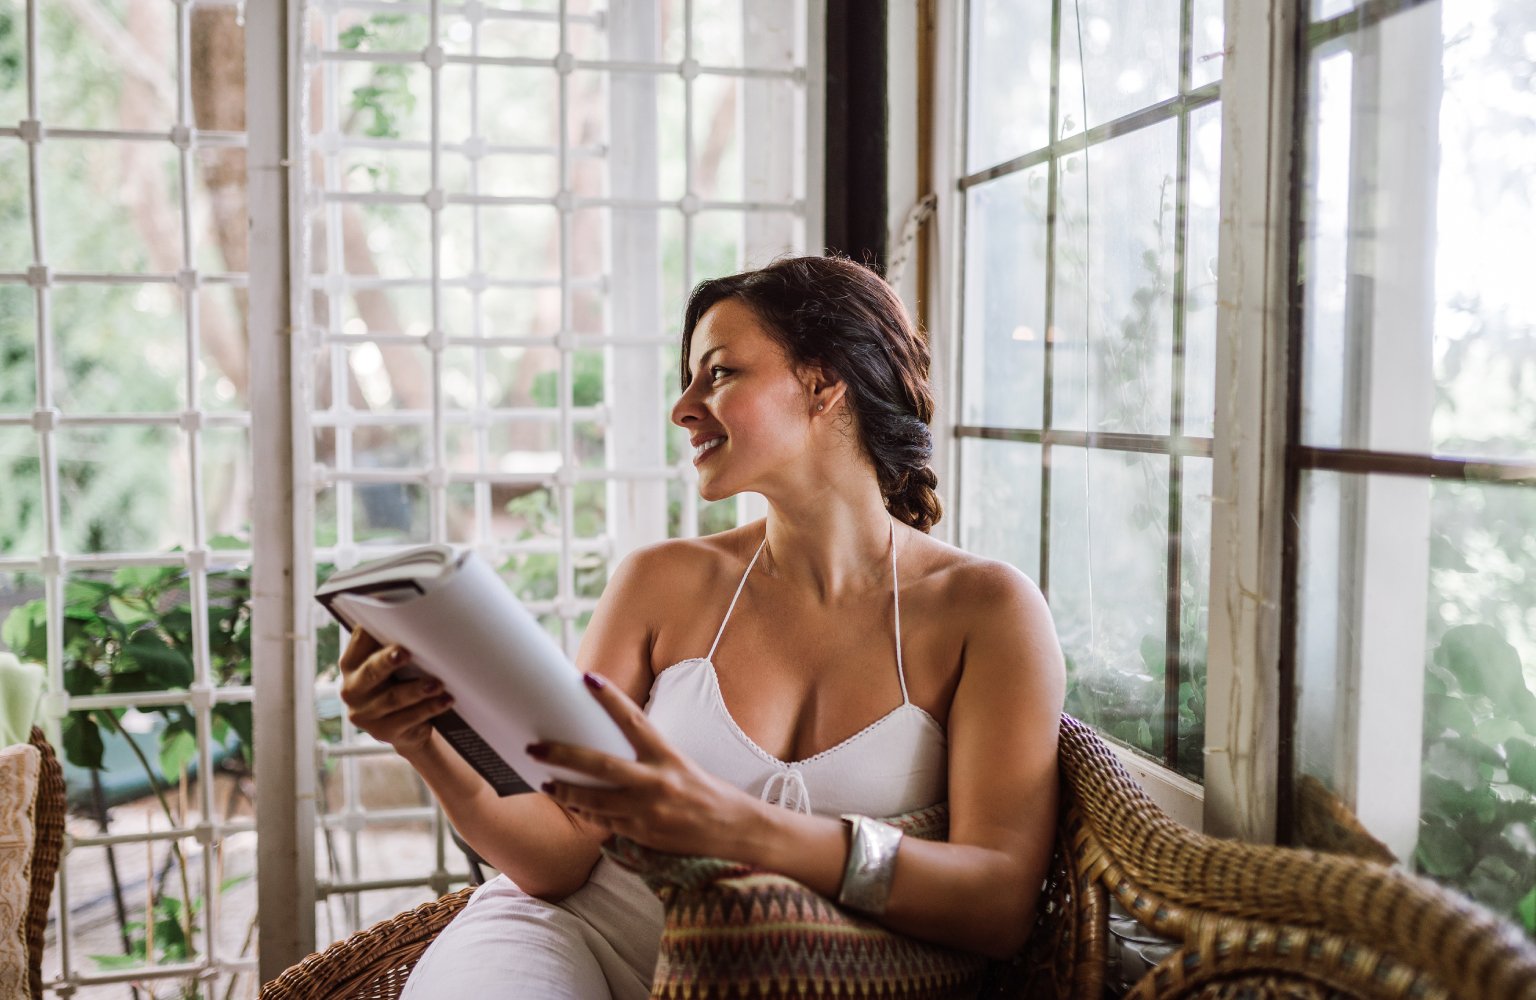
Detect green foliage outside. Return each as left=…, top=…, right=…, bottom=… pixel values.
left=1419, top=626, right=1536, bottom=933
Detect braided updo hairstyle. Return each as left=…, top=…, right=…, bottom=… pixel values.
left=680, top=255, right=943, bottom=533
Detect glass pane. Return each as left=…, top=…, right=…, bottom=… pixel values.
left=0, top=8, right=23, bottom=127
left=965, top=0, right=1052, bottom=170
left=443, top=205, right=560, bottom=282
left=692, top=75, right=742, bottom=202
left=1176, top=457, right=1212, bottom=779
left=1431, top=1, right=1536, bottom=462
left=1298, top=44, right=1352, bottom=449
left=1294, top=470, right=1536, bottom=935
left=0, top=140, right=30, bottom=272
left=1182, top=103, right=1222, bottom=438
left=52, top=283, right=185, bottom=413
left=0, top=288, right=36, bottom=413
left=693, top=0, right=744, bottom=67
left=961, top=167, right=1048, bottom=429
left=1051, top=446, right=1170, bottom=759
left=58, top=424, right=188, bottom=554
left=39, top=2, right=173, bottom=132
left=1190, top=0, right=1226, bottom=89
left=203, top=427, right=252, bottom=542
left=1058, top=0, right=1180, bottom=136
left=1053, top=119, right=1178, bottom=435
left=351, top=481, right=430, bottom=544
left=958, top=438, right=1041, bottom=581
left=42, top=140, right=183, bottom=274
left=0, top=570, right=43, bottom=664
left=0, top=428, right=41, bottom=555
left=1300, top=2, right=1536, bottom=462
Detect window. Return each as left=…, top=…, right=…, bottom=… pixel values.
left=0, top=0, right=258, bottom=994
left=1288, top=0, right=1536, bottom=934
left=951, top=0, right=1224, bottom=784
left=295, top=0, right=816, bottom=948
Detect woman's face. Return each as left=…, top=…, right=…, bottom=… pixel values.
left=670, top=298, right=817, bottom=502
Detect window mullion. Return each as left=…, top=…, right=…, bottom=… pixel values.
left=1202, top=0, right=1301, bottom=843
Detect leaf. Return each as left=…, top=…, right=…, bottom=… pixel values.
left=1, top=600, right=42, bottom=655
left=64, top=579, right=112, bottom=612
left=338, top=23, right=369, bottom=50
left=64, top=663, right=103, bottom=697
left=111, top=564, right=166, bottom=592
left=62, top=713, right=105, bottom=770
left=89, top=953, right=143, bottom=970
left=106, top=595, right=151, bottom=627
left=1422, top=692, right=1474, bottom=738
left=1506, top=737, right=1536, bottom=794
left=122, top=633, right=193, bottom=689
left=1424, top=739, right=1483, bottom=790
left=1519, top=885, right=1536, bottom=933
left=218, top=702, right=254, bottom=757
left=1138, top=634, right=1165, bottom=679
left=159, top=726, right=197, bottom=783
left=209, top=533, right=248, bottom=550
left=1415, top=821, right=1475, bottom=877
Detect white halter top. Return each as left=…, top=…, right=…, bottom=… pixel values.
left=645, top=522, right=948, bottom=818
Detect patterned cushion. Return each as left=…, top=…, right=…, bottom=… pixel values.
left=604, top=804, right=986, bottom=1000
left=0, top=743, right=40, bottom=1000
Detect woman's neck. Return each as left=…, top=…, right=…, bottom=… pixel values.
left=758, top=483, right=896, bottom=602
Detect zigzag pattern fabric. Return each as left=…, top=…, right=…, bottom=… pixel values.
left=605, top=803, right=986, bottom=1000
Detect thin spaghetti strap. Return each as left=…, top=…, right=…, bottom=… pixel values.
left=891, top=519, right=910, bottom=705
left=707, top=535, right=768, bottom=662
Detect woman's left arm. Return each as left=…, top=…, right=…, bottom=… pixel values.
left=542, top=562, right=1065, bottom=959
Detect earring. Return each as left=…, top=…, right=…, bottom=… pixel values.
left=817, top=403, right=824, bottom=411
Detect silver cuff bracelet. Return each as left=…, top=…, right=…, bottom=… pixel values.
left=837, top=814, right=903, bottom=915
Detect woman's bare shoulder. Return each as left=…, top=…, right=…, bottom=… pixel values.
left=907, top=531, right=1043, bottom=609
left=609, top=521, right=766, bottom=604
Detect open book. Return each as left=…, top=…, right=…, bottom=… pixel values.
left=316, top=545, right=634, bottom=794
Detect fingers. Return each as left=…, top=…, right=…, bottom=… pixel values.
left=346, top=675, right=446, bottom=726
left=581, top=672, right=672, bottom=759
left=341, top=644, right=417, bottom=707
left=338, top=628, right=382, bottom=674
left=527, top=740, right=651, bottom=788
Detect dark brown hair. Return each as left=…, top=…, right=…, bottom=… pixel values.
left=680, top=255, right=943, bottom=532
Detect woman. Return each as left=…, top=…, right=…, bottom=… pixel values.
left=339, top=255, right=1065, bottom=998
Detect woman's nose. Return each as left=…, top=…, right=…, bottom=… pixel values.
left=671, top=387, right=702, bottom=428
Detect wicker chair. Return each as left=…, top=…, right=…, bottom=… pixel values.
left=25, top=727, right=66, bottom=1000
left=260, top=716, right=1536, bottom=999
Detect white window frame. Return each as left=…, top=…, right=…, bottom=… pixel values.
left=923, top=0, right=1303, bottom=837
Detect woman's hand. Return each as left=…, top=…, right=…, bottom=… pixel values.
left=532, top=672, right=759, bottom=858
left=337, top=630, right=455, bottom=759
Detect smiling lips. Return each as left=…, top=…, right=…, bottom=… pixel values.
left=692, top=435, right=725, bottom=464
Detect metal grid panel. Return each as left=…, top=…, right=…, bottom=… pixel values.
left=0, top=0, right=261, bottom=995
left=953, top=0, right=1223, bottom=778
left=297, top=0, right=816, bottom=939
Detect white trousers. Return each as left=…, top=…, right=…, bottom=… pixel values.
left=400, top=857, right=665, bottom=1000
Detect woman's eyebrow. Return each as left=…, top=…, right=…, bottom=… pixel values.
left=694, top=346, right=724, bottom=368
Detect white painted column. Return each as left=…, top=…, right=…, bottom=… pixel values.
left=1204, top=0, right=1299, bottom=843
left=606, top=0, right=668, bottom=561
left=250, top=0, right=317, bottom=978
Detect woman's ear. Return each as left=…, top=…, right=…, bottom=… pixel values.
left=806, top=367, right=849, bottom=416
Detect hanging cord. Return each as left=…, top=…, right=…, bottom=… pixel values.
left=885, top=193, right=937, bottom=289
left=1071, top=0, right=1097, bottom=656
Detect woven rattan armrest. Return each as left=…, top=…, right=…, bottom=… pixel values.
left=259, top=887, right=474, bottom=1000
left=1056, top=715, right=1536, bottom=999
left=25, top=727, right=65, bottom=1000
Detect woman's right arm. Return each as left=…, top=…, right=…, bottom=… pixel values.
left=338, top=631, right=603, bottom=899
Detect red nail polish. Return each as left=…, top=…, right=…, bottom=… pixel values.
left=540, top=781, right=555, bottom=795
left=583, top=672, right=606, bottom=691
left=526, top=743, right=549, bottom=760
left=389, top=647, right=407, bottom=664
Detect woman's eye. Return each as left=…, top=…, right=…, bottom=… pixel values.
left=709, top=365, right=730, bottom=381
